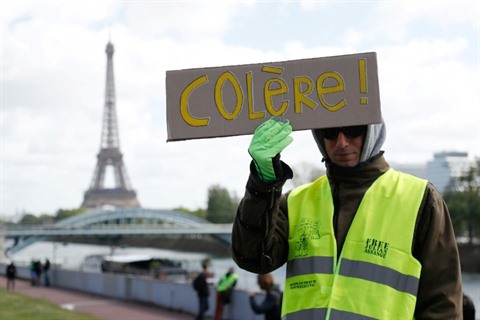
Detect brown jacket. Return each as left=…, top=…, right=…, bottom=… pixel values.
left=231, top=155, right=463, bottom=319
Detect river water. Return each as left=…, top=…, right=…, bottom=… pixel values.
left=6, top=241, right=480, bottom=316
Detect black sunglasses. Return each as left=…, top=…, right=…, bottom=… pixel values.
left=321, top=125, right=367, bottom=140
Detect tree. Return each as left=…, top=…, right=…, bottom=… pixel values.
left=206, top=185, right=236, bottom=223
left=444, top=159, right=480, bottom=244
left=18, top=213, right=45, bottom=225
left=175, top=207, right=207, bottom=220
left=54, top=208, right=86, bottom=222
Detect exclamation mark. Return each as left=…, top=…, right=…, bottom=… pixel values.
left=359, top=59, right=368, bottom=105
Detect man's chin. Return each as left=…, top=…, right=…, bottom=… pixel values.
left=332, top=158, right=359, bottom=167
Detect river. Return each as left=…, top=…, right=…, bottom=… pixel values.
left=5, top=241, right=479, bottom=316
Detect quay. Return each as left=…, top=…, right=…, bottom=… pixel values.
left=0, top=262, right=265, bottom=320
left=0, top=276, right=190, bottom=320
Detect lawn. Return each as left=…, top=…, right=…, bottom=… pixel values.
left=0, top=288, right=100, bottom=320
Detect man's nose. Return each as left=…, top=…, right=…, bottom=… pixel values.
left=335, top=132, right=349, bottom=148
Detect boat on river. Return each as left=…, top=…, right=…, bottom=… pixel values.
left=81, top=253, right=190, bottom=280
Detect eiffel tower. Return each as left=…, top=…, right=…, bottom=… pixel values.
left=81, top=41, right=140, bottom=209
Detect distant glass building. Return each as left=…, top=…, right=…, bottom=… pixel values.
left=426, top=151, right=471, bottom=194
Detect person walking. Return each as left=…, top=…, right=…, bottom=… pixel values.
left=43, top=258, right=51, bottom=287
left=6, top=262, right=16, bottom=291
left=192, top=261, right=212, bottom=320
left=249, top=273, right=282, bottom=320
left=33, top=260, right=42, bottom=286
left=231, top=118, right=463, bottom=319
left=214, top=267, right=238, bottom=320
left=29, top=259, right=36, bottom=286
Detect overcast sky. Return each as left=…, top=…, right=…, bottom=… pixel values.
left=1, top=1, right=479, bottom=219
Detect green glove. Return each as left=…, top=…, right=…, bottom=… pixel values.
left=248, top=118, right=293, bottom=182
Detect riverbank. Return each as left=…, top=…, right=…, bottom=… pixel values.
left=0, top=276, right=191, bottom=320
left=0, top=262, right=265, bottom=319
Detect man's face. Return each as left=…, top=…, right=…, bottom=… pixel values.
left=322, top=126, right=366, bottom=167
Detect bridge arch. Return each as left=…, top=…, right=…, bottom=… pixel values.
left=5, top=208, right=231, bottom=257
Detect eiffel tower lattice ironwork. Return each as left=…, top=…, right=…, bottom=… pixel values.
left=81, top=41, right=140, bottom=209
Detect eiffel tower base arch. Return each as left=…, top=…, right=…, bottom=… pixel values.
left=82, top=189, right=140, bottom=209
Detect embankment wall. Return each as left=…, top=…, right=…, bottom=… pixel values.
left=0, top=263, right=264, bottom=319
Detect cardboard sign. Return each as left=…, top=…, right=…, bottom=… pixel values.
left=166, top=52, right=381, bottom=141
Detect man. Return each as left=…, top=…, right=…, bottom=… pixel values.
left=43, top=258, right=51, bottom=287
left=249, top=273, right=282, bottom=320
left=231, top=118, right=462, bottom=319
left=193, top=261, right=212, bottom=320
left=6, top=262, right=16, bottom=291
left=214, top=267, right=238, bottom=320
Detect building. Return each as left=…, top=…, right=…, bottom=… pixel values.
left=426, top=151, right=471, bottom=194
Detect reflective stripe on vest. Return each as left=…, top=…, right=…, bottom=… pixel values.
left=283, top=169, right=427, bottom=319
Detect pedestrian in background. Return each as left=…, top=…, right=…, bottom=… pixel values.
left=43, top=258, right=51, bottom=287
left=33, top=260, right=42, bottom=286
left=463, top=293, right=476, bottom=320
left=29, top=259, right=36, bottom=286
left=6, top=262, right=16, bottom=291
left=249, top=273, right=282, bottom=320
left=193, top=260, right=213, bottom=320
left=214, top=267, right=238, bottom=320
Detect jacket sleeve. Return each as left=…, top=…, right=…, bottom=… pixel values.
left=230, top=161, right=292, bottom=274
left=413, top=183, right=463, bottom=319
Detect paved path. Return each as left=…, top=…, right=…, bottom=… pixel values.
left=0, top=276, right=193, bottom=320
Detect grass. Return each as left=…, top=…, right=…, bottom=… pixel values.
left=0, top=288, right=100, bottom=320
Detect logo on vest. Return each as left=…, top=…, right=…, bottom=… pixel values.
left=289, top=279, right=317, bottom=290
left=364, top=238, right=389, bottom=258
left=293, top=218, right=321, bottom=257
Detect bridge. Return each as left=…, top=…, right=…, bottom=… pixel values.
left=2, top=208, right=232, bottom=257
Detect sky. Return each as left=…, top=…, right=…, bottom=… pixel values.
left=1, top=0, right=479, bottom=220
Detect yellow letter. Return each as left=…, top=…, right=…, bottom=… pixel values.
left=316, top=72, right=346, bottom=111
left=246, top=72, right=265, bottom=120
left=264, top=78, right=288, bottom=116
left=293, top=76, right=316, bottom=113
left=215, top=72, right=243, bottom=120
left=358, top=59, right=368, bottom=105
left=180, top=75, right=210, bottom=126
left=261, top=66, right=283, bottom=74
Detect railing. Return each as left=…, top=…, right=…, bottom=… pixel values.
left=4, top=224, right=232, bottom=237
left=0, top=262, right=265, bottom=320
left=2, top=208, right=233, bottom=256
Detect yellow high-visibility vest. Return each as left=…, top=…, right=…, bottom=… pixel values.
left=216, top=273, right=238, bottom=292
left=283, top=169, right=427, bottom=319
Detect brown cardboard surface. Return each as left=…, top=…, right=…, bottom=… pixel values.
left=166, top=52, right=381, bottom=141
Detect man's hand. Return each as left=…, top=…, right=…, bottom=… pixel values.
left=248, top=118, right=293, bottom=182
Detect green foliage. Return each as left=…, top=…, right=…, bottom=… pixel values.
left=174, top=207, right=207, bottom=220
left=17, top=208, right=85, bottom=225
left=444, top=159, right=480, bottom=244
left=206, top=184, right=237, bottom=223
left=18, top=213, right=45, bottom=225
left=54, top=208, right=86, bottom=222
left=0, top=288, right=100, bottom=320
